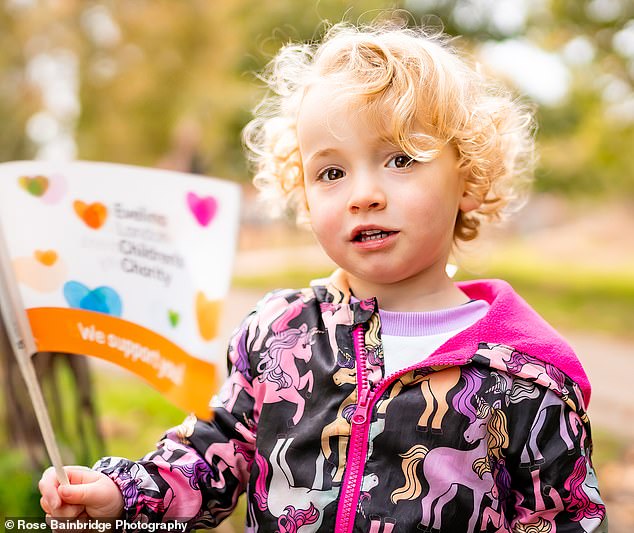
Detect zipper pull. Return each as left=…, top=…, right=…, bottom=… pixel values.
left=352, top=387, right=371, bottom=425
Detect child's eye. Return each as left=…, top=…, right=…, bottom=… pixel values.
left=317, top=167, right=346, bottom=182
left=387, top=154, right=415, bottom=169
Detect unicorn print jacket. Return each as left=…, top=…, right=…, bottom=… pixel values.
left=95, top=271, right=607, bottom=532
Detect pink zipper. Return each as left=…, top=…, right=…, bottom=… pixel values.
left=334, top=324, right=371, bottom=533
left=334, top=322, right=470, bottom=532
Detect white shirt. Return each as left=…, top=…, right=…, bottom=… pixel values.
left=378, top=299, right=490, bottom=376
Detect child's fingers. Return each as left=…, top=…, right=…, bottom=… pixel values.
left=40, top=496, right=51, bottom=514
left=45, top=497, right=87, bottom=520
left=39, top=466, right=62, bottom=510
left=57, top=470, right=123, bottom=517
left=63, top=465, right=99, bottom=485
left=44, top=501, right=87, bottom=522
left=45, top=512, right=88, bottom=533
left=40, top=465, right=122, bottom=518
left=39, top=466, right=94, bottom=515
left=58, top=482, right=92, bottom=506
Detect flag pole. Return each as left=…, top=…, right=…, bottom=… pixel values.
left=0, top=216, right=69, bottom=485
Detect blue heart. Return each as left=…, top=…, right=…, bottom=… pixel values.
left=63, top=281, right=122, bottom=317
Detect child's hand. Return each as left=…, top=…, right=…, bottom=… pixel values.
left=39, top=466, right=124, bottom=519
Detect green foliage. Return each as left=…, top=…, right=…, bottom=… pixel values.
left=592, top=428, right=628, bottom=470
left=536, top=88, right=634, bottom=196
left=0, top=451, right=43, bottom=516
left=0, top=6, right=39, bottom=162
left=2, top=0, right=634, bottom=198
left=74, top=0, right=400, bottom=177
left=404, top=1, right=634, bottom=199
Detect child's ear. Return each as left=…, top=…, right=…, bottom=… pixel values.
left=459, top=191, right=481, bottom=213
left=458, top=167, right=482, bottom=213
left=459, top=170, right=481, bottom=213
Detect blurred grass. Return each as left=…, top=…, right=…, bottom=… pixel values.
left=465, top=255, right=634, bottom=339
left=233, top=268, right=332, bottom=293
left=233, top=254, right=634, bottom=339
left=592, top=428, right=628, bottom=471
left=92, top=364, right=185, bottom=459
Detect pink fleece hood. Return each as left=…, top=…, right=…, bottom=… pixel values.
left=453, top=278, right=592, bottom=406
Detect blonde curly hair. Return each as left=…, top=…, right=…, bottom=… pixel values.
left=243, top=21, right=536, bottom=242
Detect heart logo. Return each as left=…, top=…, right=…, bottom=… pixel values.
left=74, top=200, right=108, bottom=230
left=168, top=310, right=180, bottom=328
left=195, top=291, right=221, bottom=341
left=187, top=192, right=217, bottom=227
left=63, top=281, right=122, bottom=316
left=19, top=175, right=50, bottom=197
left=34, top=250, right=58, bottom=266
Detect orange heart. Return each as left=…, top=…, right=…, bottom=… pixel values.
left=34, top=250, right=58, bottom=266
left=196, top=292, right=221, bottom=341
left=74, top=200, right=108, bottom=229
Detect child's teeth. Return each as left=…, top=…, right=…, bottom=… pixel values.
left=360, top=230, right=388, bottom=241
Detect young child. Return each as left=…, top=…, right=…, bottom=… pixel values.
left=39, top=21, right=607, bottom=532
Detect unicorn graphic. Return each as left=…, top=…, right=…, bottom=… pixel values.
left=256, top=323, right=319, bottom=426
left=563, top=454, right=607, bottom=532
left=320, top=350, right=357, bottom=484
left=520, top=388, right=581, bottom=467
left=391, top=395, right=509, bottom=532
left=378, top=366, right=462, bottom=432
left=253, top=437, right=338, bottom=532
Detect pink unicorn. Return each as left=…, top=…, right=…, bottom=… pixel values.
left=256, top=323, right=318, bottom=426
left=482, top=344, right=576, bottom=410
left=563, top=455, right=606, bottom=532
left=203, top=440, right=253, bottom=490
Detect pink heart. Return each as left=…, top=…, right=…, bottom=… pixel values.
left=187, top=192, right=217, bottom=227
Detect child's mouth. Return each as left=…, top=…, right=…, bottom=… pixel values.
left=353, top=229, right=397, bottom=242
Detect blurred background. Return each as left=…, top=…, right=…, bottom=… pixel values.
left=0, top=0, right=632, bottom=530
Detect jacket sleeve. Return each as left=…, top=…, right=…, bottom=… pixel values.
left=94, top=308, right=259, bottom=528
left=506, top=386, right=608, bottom=532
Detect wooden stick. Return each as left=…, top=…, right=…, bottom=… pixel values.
left=0, top=218, right=68, bottom=485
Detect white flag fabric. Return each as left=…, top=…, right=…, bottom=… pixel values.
left=0, top=160, right=240, bottom=417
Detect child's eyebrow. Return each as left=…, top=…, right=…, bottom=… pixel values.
left=304, top=148, right=337, bottom=164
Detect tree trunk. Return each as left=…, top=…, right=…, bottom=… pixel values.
left=0, top=320, right=105, bottom=471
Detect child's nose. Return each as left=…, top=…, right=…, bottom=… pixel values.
left=347, top=175, right=387, bottom=213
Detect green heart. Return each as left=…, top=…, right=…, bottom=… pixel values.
left=168, top=310, right=180, bottom=327
left=19, top=175, right=50, bottom=197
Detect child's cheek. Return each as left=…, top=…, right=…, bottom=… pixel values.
left=308, top=206, right=339, bottom=248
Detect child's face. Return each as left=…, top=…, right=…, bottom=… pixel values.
left=298, top=81, right=478, bottom=290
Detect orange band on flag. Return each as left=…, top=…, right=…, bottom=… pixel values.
left=27, top=307, right=219, bottom=419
